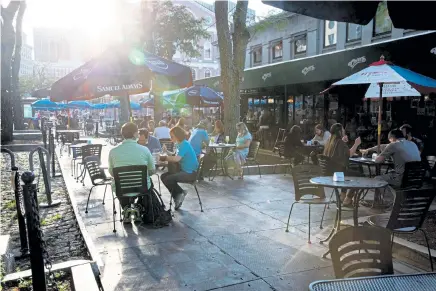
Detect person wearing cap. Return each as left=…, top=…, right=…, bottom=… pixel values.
left=189, top=120, right=209, bottom=157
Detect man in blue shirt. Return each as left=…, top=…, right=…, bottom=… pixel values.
left=138, top=128, right=162, bottom=153
left=160, top=126, right=199, bottom=210
left=188, top=120, right=209, bottom=157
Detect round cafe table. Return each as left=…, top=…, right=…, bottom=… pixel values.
left=310, top=176, right=388, bottom=258
left=207, top=143, right=236, bottom=180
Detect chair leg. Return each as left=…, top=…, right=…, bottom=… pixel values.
left=85, top=186, right=95, bottom=213
left=194, top=185, right=203, bottom=212
left=285, top=202, right=297, bottom=232
left=257, top=161, right=261, bottom=178
left=420, top=229, right=434, bottom=271
left=102, top=184, right=108, bottom=205
left=112, top=198, right=116, bottom=233
left=320, top=204, right=327, bottom=230
left=308, top=204, right=311, bottom=244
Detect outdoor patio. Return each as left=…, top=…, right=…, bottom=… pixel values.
left=56, top=138, right=425, bottom=291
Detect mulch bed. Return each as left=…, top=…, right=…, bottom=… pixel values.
left=397, top=210, right=436, bottom=250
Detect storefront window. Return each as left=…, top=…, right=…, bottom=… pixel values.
left=324, top=20, right=337, bottom=47
left=295, top=95, right=304, bottom=125
left=272, top=41, right=283, bottom=60
left=346, top=23, right=362, bottom=42
left=373, top=1, right=392, bottom=36
left=294, top=36, right=307, bottom=55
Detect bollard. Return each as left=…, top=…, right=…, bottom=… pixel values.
left=13, top=166, right=29, bottom=256
left=41, top=127, right=47, bottom=149
left=21, top=171, right=47, bottom=291
left=95, top=121, right=99, bottom=138
left=48, top=130, right=56, bottom=178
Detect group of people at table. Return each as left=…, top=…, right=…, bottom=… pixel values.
left=107, top=119, right=253, bottom=222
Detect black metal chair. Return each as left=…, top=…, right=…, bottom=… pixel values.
left=83, top=156, right=112, bottom=214
left=317, top=154, right=336, bottom=209
left=59, top=132, right=76, bottom=156
left=367, top=189, right=435, bottom=271
left=159, top=139, right=174, bottom=170
left=329, top=226, right=394, bottom=279
left=273, top=144, right=292, bottom=175
left=70, top=140, right=88, bottom=178
left=244, top=141, right=261, bottom=178
left=399, top=161, right=426, bottom=190
left=112, top=165, right=152, bottom=232
left=77, top=144, right=102, bottom=185
left=272, top=128, right=286, bottom=154
left=177, top=156, right=205, bottom=212
left=286, top=164, right=329, bottom=243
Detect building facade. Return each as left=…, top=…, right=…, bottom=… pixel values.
left=19, top=32, right=34, bottom=76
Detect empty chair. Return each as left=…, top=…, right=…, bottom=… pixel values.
left=59, top=132, right=76, bottom=156
left=244, top=140, right=261, bottom=178
left=286, top=164, right=329, bottom=243
left=83, top=156, right=112, bottom=213
left=367, top=189, right=435, bottom=271
left=329, top=226, right=394, bottom=279
left=77, top=144, right=102, bottom=185
left=399, top=161, right=426, bottom=190
left=70, top=140, right=88, bottom=178
left=272, top=128, right=287, bottom=154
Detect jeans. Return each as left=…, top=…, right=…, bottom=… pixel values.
left=161, top=171, right=197, bottom=197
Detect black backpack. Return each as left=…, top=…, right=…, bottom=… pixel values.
left=141, top=186, right=172, bottom=228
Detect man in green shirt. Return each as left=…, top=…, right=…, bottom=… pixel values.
left=108, top=122, right=155, bottom=222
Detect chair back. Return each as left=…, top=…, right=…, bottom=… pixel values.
left=278, top=144, right=286, bottom=158
left=273, top=128, right=287, bottom=152
left=386, top=189, right=435, bottom=231
left=84, top=156, right=106, bottom=185
left=291, top=164, right=324, bottom=201
left=195, top=155, right=205, bottom=182
left=60, top=132, right=76, bottom=144
left=329, top=226, right=394, bottom=279
left=427, top=156, right=436, bottom=170
left=81, top=144, right=102, bottom=161
left=401, top=161, right=426, bottom=189
left=159, top=138, right=174, bottom=152
left=112, top=165, right=148, bottom=196
left=247, top=141, right=261, bottom=159
left=317, top=154, right=334, bottom=176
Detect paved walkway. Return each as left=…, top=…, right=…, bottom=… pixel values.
left=58, top=139, right=423, bottom=291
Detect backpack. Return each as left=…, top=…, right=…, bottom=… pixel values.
left=141, top=186, right=172, bottom=228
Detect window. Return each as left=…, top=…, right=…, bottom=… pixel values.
left=346, top=23, right=362, bottom=42
left=252, top=46, right=262, bottom=65
left=191, top=69, right=196, bottom=80
left=204, top=69, right=211, bottom=78
left=324, top=20, right=337, bottom=47
left=204, top=41, right=211, bottom=59
left=294, top=35, right=307, bottom=54
left=272, top=41, right=283, bottom=60
left=373, top=1, right=392, bottom=36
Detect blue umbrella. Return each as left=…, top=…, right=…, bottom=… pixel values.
left=65, top=100, right=92, bottom=108
left=91, top=103, right=109, bottom=110
left=31, top=99, right=60, bottom=108
left=107, top=100, right=141, bottom=110
left=168, top=85, right=223, bottom=107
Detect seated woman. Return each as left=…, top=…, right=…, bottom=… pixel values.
left=323, top=123, right=361, bottom=206
left=224, top=122, right=252, bottom=179
left=283, top=125, right=306, bottom=166
left=311, top=124, right=330, bottom=146
left=212, top=120, right=225, bottom=144
left=160, top=126, right=199, bottom=210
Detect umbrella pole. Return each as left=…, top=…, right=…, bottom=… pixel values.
left=67, top=108, right=70, bottom=129
left=126, top=93, right=132, bottom=122
left=377, top=83, right=384, bottom=154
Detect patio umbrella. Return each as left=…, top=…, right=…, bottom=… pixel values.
left=364, top=82, right=420, bottom=98
left=262, top=1, right=435, bottom=30
left=31, top=99, right=61, bottom=109
left=107, top=100, right=142, bottom=110
left=321, top=55, right=436, bottom=152
left=169, top=85, right=223, bottom=107
left=140, top=96, right=175, bottom=109
left=91, top=103, right=109, bottom=110
left=65, top=100, right=92, bottom=108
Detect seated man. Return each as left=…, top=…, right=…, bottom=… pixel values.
left=138, top=128, right=162, bottom=153
left=400, top=124, right=424, bottom=153
left=154, top=120, right=171, bottom=139
left=160, top=126, right=199, bottom=210
left=375, top=129, right=421, bottom=188
left=108, top=122, right=155, bottom=223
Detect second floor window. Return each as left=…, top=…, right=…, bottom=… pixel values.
left=294, top=36, right=307, bottom=54
left=272, top=41, right=283, bottom=60
left=373, top=1, right=392, bottom=36
left=324, top=20, right=337, bottom=47
left=204, top=69, right=211, bottom=78
left=252, top=46, right=262, bottom=64
left=347, top=23, right=362, bottom=42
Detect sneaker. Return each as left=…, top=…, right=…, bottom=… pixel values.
left=174, top=190, right=188, bottom=210
left=122, top=206, right=132, bottom=224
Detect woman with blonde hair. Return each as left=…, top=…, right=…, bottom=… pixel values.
left=225, top=122, right=252, bottom=179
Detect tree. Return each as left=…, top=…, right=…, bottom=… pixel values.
left=214, top=1, right=250, bottom=140
left=1, top=1, right=21, bottom=142
left=19, top=64, right=57, bottom=97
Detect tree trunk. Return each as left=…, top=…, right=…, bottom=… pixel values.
left=11, top=2, right=27, bottom=130
left=1, top=2, right=21, bottom=142
left=214, top=1, right=249, bottom=141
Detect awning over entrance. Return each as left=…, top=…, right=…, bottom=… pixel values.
left=195, top=32, right=436, bottom=92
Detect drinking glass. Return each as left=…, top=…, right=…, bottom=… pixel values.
left=225, top=136, right=230, bottom=143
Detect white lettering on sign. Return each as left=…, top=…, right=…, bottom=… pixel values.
left=188, top=90, right=198, bottom=96
left=145, top=58, right=168, bottom=70
left=96, top=83, right=143, bottom=93
left=360, top=71, right=388, bottom=78
left=348, top=56, right=366, bottom=69
left=302, top=65, right=315, bottom=75
left=431, top=47, right=436, bottom=55
left=262, top=72, right=272, bottom=81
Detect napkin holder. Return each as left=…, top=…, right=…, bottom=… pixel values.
left=333, top=172, right=345, bottom=182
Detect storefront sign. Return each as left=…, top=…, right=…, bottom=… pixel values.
left=96, top=82, right=143, bottom=93
left=301, top=65, right=315, bottom=75
left=348, top=56, right=366, bottom=69
left=262, top=72, right=272, bottom=81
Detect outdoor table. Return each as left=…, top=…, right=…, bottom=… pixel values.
left=302, top=144, right=324, bottom=162
left=309, top=176, right=388, bottom=258
left=55, top=129, right=82, bottom=142
left=309, top=272, right=436, bottom=291
left=69, top=143, right=107, bottom=149
left=207, top=143, right=236, bottom=180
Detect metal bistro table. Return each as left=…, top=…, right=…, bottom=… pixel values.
left=309, top=272, right=436, bottom=291
left=309, top=176, right=388, bottom=258
left=208, top=143, right=236, bottom=181
left=349, top=157, right=394, bottom=209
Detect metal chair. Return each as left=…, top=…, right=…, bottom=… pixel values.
left=399, top=161, right=426, bottom=189
left=83, top=156, right=112, bottom=213
left=77, top=144, right=102, bottom=185
left=329, top=226, right=394, bottom=279
left=177, top=156, right=205, bottom=212
left=367, top=189, right=435, bottom=271
left=286, top=164, right=329, bottom=243
left=273, top=144, right=292, bottom=175
left=112, top=165, right=151, bottom=232
left=272, top=128, right=287, bottom=154
left=159, top=139, right=174, bottom=171
left=59, top=132, right=76, bottom=156
left=244, top=141, right=261, bottom=178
